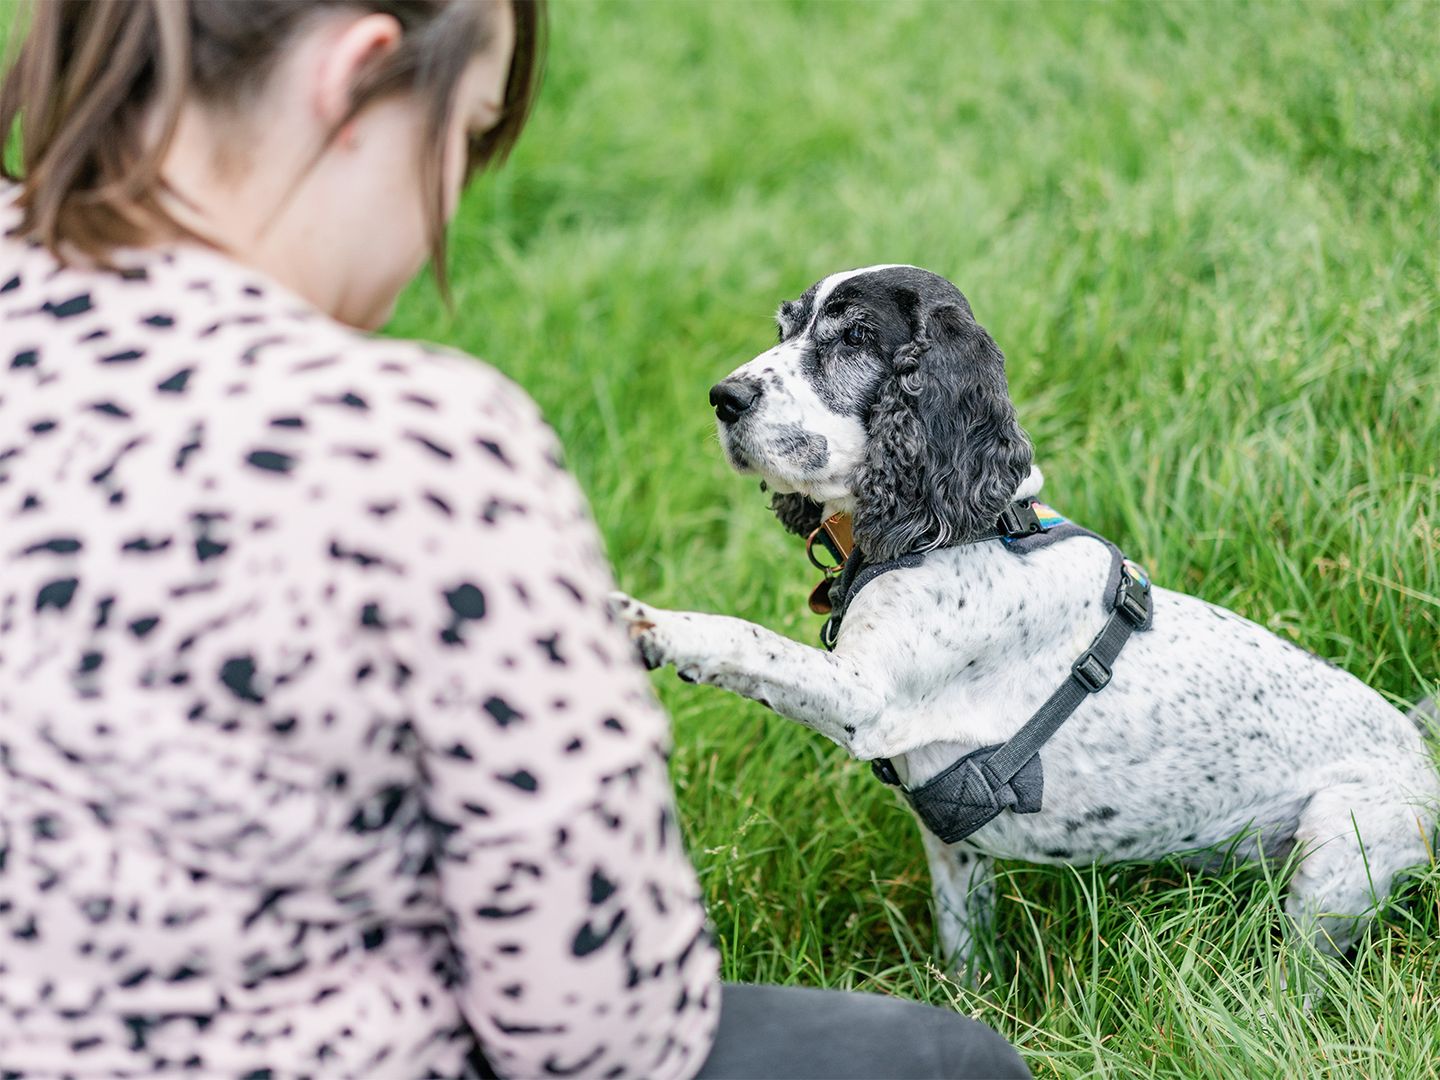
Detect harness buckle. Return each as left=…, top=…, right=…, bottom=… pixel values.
left=1071, top=649, right=1112, bottom=693
left=1115, top=571, right=1151, bottom=628
left=871, top=758, right=902, bottom=786
left=997, top=501, right=1043, bottom=538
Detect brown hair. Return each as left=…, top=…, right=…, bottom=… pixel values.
left=0, top=0, right=545, bottom=292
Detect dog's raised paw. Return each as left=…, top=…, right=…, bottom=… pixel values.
left=608, top=591, right=669, bottom=670
left=607, top=591, right=652, bottom=628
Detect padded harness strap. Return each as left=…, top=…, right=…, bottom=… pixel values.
left=822, top=499, right=1154, bottom=845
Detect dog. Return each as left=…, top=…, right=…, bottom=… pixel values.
left=611, top=264, right=1439, bottom=972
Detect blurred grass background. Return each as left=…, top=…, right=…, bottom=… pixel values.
left=385, top=2, right=1440, bottom=1076
left=6, top=0, right=1438, bottom=1074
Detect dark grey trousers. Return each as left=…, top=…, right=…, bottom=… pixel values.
left=469, top=983, right=1029, bottom=1079
left=694, top=984, right=1030, bottom=1079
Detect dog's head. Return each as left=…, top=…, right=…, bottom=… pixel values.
left=711, top=265, right=1033, bottom=561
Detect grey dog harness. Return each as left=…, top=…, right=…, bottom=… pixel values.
left=818, top=499, right=1154, bottom=844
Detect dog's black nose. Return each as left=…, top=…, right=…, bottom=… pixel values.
left=709, top=378, right=762, bottom=424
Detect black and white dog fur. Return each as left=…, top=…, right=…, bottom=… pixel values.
left=612, top=265, right=1439, bottom=971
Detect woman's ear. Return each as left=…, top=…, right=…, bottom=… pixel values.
left=769, top=489, right=825, bottom=537
left=314, top=13, right=403, bottom=131
left=852, top=301, right=1032, bottom=561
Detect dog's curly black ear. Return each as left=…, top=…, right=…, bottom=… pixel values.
left=767, top=487, right=825, bottom=537
left=853, top=299, right=1032, bottom=561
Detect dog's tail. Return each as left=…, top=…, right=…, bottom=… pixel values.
left=1409, top=696, right=1438, bottom=737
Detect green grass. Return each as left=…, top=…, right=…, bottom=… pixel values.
left=385, top=1, right=1440, bottom=1075
left=8, top=0, right=1439, bottom=1074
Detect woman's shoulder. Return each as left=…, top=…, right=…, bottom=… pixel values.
left=1, top=227, right=549, bottom=458
left=4, top=235, right=573, bottom=583
left=182, top=246, right=540, bottom=420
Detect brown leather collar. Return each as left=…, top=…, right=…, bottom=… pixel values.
left=802, top=500, right=1051, bottom=615
left=806, top=513, right=854, bottom=614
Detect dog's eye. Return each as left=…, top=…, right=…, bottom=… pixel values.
left=842, top=326, right=866, bottom=347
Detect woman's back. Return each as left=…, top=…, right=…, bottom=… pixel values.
left=0, top=203, right=719, bottom=1078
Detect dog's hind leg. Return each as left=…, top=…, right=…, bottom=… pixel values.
left=920, top=829, right=994, bottom=979
left=1284, top=780, right=1436, bottom=957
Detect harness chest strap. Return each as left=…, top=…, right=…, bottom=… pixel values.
left=814, top=500, right=1154, bottom=845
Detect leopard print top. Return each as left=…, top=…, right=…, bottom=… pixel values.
left=0, top=194, right=720, bottom=1079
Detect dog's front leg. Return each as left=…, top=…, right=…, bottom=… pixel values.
left=609, top=593, right=884, bottom=751
left=920, top=829, right=994, bottom=980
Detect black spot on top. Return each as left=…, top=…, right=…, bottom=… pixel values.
left=219, top=656, right=265, bottom=704
left=445, top=584, right=487, bottom=620
left=484, top=696, right=524, bottom=728
left=122, top=535, right=173, bottom=554
left=476, top=439, right=513, bottom=468
left=23, top=537, right=82, bottom=555
left=498, top=769, right=539, bottom=793
left=571, top=911, right=625, bottom=957
left=157, top=368, right=193, bottom=393
left=36, top=578, right=79, bottom=612
left=128, top=616, right=161, bottom=638
left=43, top=293, right=93, bottom=319
left=406, top=432, right=455, bottom=461
left=245, top=450, right=296, bottom=474
left=589, top=870, right=618, bottom=905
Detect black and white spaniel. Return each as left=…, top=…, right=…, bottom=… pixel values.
left=613, top=265, right=1438, bottom=971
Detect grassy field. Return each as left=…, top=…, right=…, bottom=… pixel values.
left=391, top=2, right=1440, bottom=1077
left=7, top=0, right=1438, bottom=1075
left=388, top=3, right=1440, bottom=1075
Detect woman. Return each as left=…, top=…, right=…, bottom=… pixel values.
left=0, top=2, right=1027, bottom=1077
